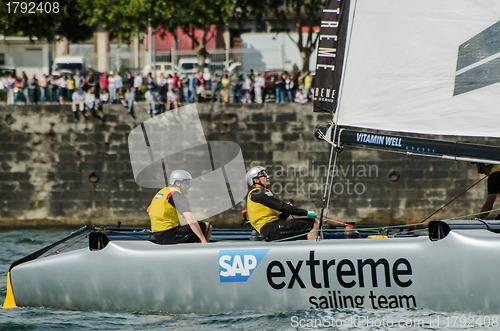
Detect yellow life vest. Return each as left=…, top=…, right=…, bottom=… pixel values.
left=246, top=187, right=279, bottom=233
left=149, top=187, right=182, bottom=232
left=490, top=165, right=500, bottom=175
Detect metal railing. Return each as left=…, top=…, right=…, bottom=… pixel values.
left=70, top=48, right=286, bottom=77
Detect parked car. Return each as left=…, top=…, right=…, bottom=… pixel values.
left=51, top=56, right=91, bottom=76
left=142, top=62, right=178, bottom=78
left=179, top=58, right=210, bottom=75
left=0, top=67, right=16, bottom=78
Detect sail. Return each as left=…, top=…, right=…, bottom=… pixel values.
left=313, top=0, right=350, bottom=113
left=334, top=0, right=500, bottom=139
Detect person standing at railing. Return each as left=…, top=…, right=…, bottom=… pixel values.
left=188, top=72, right=196, bottom=103
left=29, top=74, right=38, bottom=104
left=74, top=71, right=83, bottom=94
left=274, top=72, right=285, bottom=104
left=14, top=76, right=24, bottom=105
left=57, top=74, right=67, bottom=104
left=284, top=72, right=294, bottom=103
left=38, top=74, right=47, bottom=103
left=108, top=71, right=117, bottom=103
left=302, top=70, right=312, bottom=101
left=99, top=72, right=108, bottom=96
left=66, top=75, right=74, bottom=102
left=126, top=72, right=134, bottom=94
left=133, top=73, right=143, bottom=101
left=21, top=72, right=30, bottom=104
left=181, top=73, right=189, bottom=103
left=210, top=71, right=221, bottom=103
left=115, top=72, right=124, bottom=102
left=220, top=72, right=230, bottom=103
left=230, top=68, right=243, bottom=103
left=49, top=74, right=58, bottom=103
left=144, top=86, right=155, bottom=115
left=172, top=72, right=181, bottom=101
left=254, top=72, right=265, bottom=104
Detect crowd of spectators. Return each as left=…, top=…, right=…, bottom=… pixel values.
left=1, top=67, right=314, bottom=116
left=191, top=68, right=314, bottom=105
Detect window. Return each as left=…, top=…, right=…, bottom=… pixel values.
left=0, top=53, right=5, bottom=66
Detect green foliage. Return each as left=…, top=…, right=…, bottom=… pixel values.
left=234, top=0, right=326, bottom=71
left=0, top=0, right=95, bottom=42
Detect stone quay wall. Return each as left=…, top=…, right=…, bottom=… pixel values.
left=0, top=102, right=493, bottom=229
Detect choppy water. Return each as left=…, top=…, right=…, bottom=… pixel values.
left=1, top=229, right=500, bottom=330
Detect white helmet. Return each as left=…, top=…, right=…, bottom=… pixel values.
left=246, top=166, right=266, bottom=186
left=169, top=170, right=192, bottom=186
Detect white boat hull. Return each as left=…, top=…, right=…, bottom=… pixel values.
left=8, top=225, right=500, bottom=313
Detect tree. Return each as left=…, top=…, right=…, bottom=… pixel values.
left=272, top=0, right=325, bottom=72
left=89, top=0, right=231, bottom=70
left=83, top=0, right=178, bottom=44
left=234, top=0, right=325, bottom=72
left=170, top=0, right=233, bottom=69
left=0, top=0, right=95, bottom=43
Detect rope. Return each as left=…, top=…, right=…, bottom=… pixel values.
left=319, top=216, right=347, bottom=226
left=269, top=222, right=428, bottom=242
left=421, top=175, right=488, bottom=223
left=441, top=207, right=500, bottom=221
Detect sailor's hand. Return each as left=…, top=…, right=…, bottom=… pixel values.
left=307, top=211, right=317, bottom=219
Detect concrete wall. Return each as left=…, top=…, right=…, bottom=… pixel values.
left=0, top=103, right=494, bottom=229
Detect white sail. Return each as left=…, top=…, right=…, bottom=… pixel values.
left=336, top=0, right=500, bottom=139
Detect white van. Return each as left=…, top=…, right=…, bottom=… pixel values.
left=51, top=56, right=89, bottom=76
left=179, top=58, right=210, bottom=75
left=142, top=62, right=178, bottom=78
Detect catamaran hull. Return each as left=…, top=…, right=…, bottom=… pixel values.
left=8, top=228, right=500, bottom=313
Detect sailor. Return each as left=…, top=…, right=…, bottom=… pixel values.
left=476, top=163, right=500, bottom=219
left=246, top=166, right=321, bottom=241
left=148, top=170, right=212, bottom=244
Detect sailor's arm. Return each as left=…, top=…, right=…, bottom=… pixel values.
left=250, top=189, right=308, bottom=217
left=183, top=211, right=208, bottom=243
left=479, top=194, right=497, bottom=219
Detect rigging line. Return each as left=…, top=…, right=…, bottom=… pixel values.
left=325, top=149, right=339, bottom=216
left=421, top=175, right=488, bottom=223
left=443, top=207, right=500, bottom=221
left=318, top=141, right=336, bottom=238
left=317, top=216, right=347, bottom=226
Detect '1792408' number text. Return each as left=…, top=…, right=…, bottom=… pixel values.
left=6, top=2, right=59, bottom=14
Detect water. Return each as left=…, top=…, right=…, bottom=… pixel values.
left=1, top=229, right=499, bottom=330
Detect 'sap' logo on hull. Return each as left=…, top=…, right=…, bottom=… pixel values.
left=219, top=249, right=270, bottom=282
left=454, top=20, right=500, bottom=95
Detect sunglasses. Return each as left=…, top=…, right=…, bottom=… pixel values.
left=257, top=171, right=269, bottom=178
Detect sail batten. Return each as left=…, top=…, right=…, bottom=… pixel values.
left=325, top=0, right=500, bottom=139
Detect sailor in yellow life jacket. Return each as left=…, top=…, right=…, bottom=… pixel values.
left=476, top=163, right=500, bottom=220
left=148, top=170, right=212, bottom=244
left=245, top=166, right=322, bottom=241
